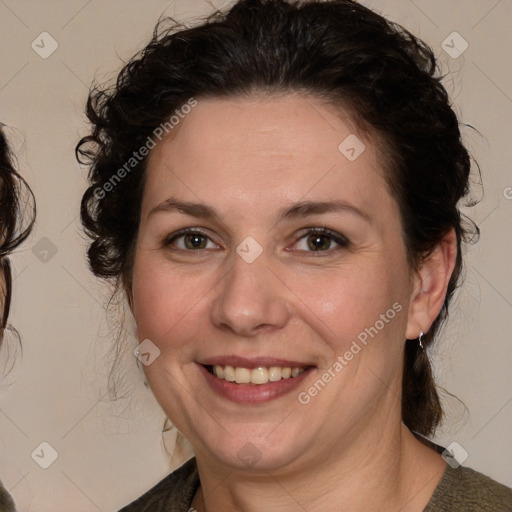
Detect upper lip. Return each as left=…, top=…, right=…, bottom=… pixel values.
left=199, top=356, right=314, bottom=369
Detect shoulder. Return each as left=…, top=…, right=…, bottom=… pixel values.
left=117, top=457, right=199, bottom=512
left=425, top=463, right=512, bottom=512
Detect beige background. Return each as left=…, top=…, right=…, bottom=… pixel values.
left=0, top=0, right=511, bottom=510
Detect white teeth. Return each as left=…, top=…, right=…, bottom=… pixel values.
left=291, top=367, right=301, bottom=378
left=251, top=367, right=269, bottom=384
left=224, top=365, right=235, bottom=382
left=268, top=366, right=282, bottom=382
left=235, top=367, right=251, bottom=384
left=211, top=365, right=305, bottom=385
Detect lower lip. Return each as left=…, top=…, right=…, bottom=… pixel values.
left=198, top=364, right=313, bottom=404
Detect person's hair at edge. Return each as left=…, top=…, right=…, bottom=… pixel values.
left=76, top=0, right=479, bottom=438
left=0, top=126, right=36, bottom=512
left=0, top=125, right=36, bottom=353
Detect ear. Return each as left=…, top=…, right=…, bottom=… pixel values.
left=406, top=229, right=458, bottom=339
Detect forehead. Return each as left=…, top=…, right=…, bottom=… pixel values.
left=142, top=93, right=390, bottom=219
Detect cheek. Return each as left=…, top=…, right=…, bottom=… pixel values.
left=288, top=261, right=407, bottom=348
left=131, top=257, right=205, bottom=350
left=131, top=240, right=411, bottom=365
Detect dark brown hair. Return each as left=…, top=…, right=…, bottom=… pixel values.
left=77, top=0, right=478, bottom=436
left=0, top=127, right=36, bottom=343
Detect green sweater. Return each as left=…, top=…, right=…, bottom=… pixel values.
left=424, top=462, right=512, bottom=511
left=118, top=456, right=512, bottom=511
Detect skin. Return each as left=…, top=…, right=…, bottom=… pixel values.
left=128, top=93, right=456, bottom=511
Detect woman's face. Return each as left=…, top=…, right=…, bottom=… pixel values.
left=131, top=93, right=418, bottom=471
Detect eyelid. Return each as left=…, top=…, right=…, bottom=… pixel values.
left=290, top=227, right=349, bottom=254
left=163, top=227, right=220, bottom=249
left=163, top=226, right=349, bottom=254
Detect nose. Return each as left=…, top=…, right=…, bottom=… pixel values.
left=210, top=248, right=290, bottom=338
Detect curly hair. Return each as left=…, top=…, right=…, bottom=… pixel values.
left=0, top=129, right=35, bottom=257
left=0, top=126, right=36, bottom=347
left=77, top=0, right=478, bottom=437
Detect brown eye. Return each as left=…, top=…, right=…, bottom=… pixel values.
left=293, top=228, right=349, bottom=254
left=183, top=233, right=208, bottom=250
left=164, top=229, right=218, bottom=251
left=306, top=233, right=332, bottom=251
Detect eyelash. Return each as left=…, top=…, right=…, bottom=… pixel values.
left=163, top=227, right=349, bottom=256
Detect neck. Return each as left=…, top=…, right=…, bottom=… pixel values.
left=191, top=417, right=446, bottom=512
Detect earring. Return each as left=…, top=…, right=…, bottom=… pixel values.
left=418, top=331, right=424, bottom=350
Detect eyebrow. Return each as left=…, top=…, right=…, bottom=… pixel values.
left=148, top=197, right=371, bottom=223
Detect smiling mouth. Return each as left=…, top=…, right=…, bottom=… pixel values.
left=206, top=365, right=307, bottom=385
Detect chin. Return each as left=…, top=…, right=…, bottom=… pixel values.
left=193, top=426, right=310, bottom=472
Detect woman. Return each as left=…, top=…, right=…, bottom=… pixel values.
left=0, top=125, right=36, bottom=511
left=77, top=0, right=512, bottom=510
